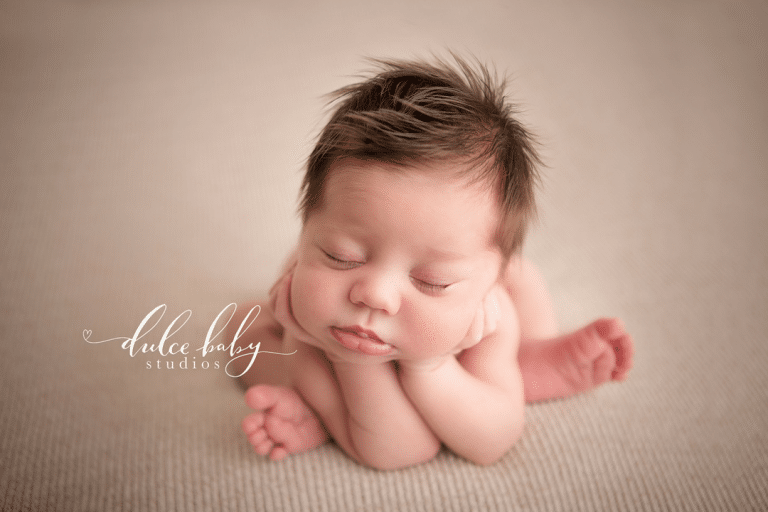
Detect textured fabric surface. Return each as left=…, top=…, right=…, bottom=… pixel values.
left=2, top=1, right=767, bottom=510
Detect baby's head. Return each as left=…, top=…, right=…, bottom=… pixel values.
left=287, top=56, right=542, bottom=364
left=300, top=54, right=540, bottom=260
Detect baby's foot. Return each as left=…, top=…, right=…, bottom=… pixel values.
left=242, top=384, right=328, bottom=460
left=520, top=318, right=633, bottom=402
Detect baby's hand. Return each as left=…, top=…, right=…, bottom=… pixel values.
left=270, top=271, right=316, bottom=347
left=458, top=284, right=503, bottom=351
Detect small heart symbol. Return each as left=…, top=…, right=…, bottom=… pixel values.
left=83, top=329, right=92, bottom=341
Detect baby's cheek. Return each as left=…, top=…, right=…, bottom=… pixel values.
left=405, top=307, right=471, bottom=357
left=290, top=272, right=321, bottom=325
left=291, top=269, right=340, bottom=330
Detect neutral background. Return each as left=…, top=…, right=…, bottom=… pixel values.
left=2, top=1, right=766, bottom=510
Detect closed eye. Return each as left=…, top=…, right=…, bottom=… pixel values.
left=412, top=277, right=451, bottom=294
left=322, top=250, right=361, bottom=269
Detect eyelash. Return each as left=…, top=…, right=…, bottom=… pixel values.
left=322, top=250, right=451, bottom=293
left=323, top=251, right=361, bottom=269
left=412, top=279, right=451, bottom=293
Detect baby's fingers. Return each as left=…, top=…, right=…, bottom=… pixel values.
left=469, top=303, right=485, bottom=343
left=483, top=287, right=500, bottom=336
left=271, top=276, right=293, bottom=327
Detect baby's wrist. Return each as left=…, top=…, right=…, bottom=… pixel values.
left=398, top=354, right=452, bottom=374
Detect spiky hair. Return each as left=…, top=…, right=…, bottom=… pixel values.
left=300, top=54, right=541, bottom=257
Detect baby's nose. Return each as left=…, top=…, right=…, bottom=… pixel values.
left=349, top=271, right=401, bottom=315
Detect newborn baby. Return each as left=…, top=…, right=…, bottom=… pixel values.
left=232, top=55, right=633, bottom=470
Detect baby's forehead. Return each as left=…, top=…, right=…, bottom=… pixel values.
left=325, top=157, right=496, bottom=193
left=321, top=157, right=503, bottom=225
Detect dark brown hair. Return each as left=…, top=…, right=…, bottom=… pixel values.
left=299, top=54, right=541, bottom=257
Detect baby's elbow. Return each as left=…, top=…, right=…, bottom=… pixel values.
left=467, top=416, right=526, bottom=467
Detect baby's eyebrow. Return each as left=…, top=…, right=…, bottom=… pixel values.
left=423, top=247, right=471, bottom=262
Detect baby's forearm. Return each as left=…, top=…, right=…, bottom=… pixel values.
left=332, top=361, right=441, bottom=469
left=291, top=340, right=440, bottom=469
left=399, top=355, right=525, bottom=466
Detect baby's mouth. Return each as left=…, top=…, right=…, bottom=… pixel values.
left=330, top=326, right=394, bottom=356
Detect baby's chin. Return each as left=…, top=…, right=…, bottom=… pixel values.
left=298, top=334, right=401, bottom=365
left=323, top=347, right=401, bottom=366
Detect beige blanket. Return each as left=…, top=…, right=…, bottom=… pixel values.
left=2, top=1, right=766, bottom=509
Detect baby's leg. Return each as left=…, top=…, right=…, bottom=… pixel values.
left=518, top=318, right=633, bottom=402
left=503, top=257, right=558, bottom=339
left=229, top=301, right=329, bottom=459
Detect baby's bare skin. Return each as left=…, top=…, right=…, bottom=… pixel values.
left=236, top=162, right=634, bottom=469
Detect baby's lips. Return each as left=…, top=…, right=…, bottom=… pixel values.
left=331, top=327, right=394, bottom=356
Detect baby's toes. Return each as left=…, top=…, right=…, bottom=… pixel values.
left=264, top=414, right=304, bottom=452
left=242, top=411, right=265, bottom=436
left=247, top=427, right=268, bottom=449
left=269, top=446, right=290, bottom=461
left=243, top=414, right=274, bottom=455
left=594, top=317, right=625, bottom=341
left=612, top=333, right=634, bottom=380
left=252, top=435, right=275, bottom=456
left=592, top=349, right=616, bottom=386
